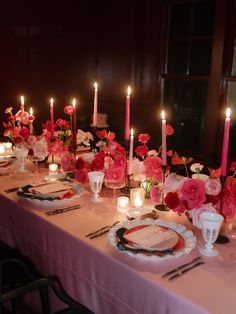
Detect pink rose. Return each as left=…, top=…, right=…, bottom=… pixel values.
left=143, top=156, right=162, bottom=182
left=64, top=105, right=74, bottom=115
left=138, top=133, right=150, bottom=144
left=75, top=168, right=88, bottom=184
left=180, top=179, right=206, bottom=209
left=150, top=186, right=161, bottom=203
left=105, top=165, right=125, bottom=183
left=205, top=178, right=221, bottom=196
left=135, top=145, right=149, bottom=157
left=19, top=127, right=30, bottom=139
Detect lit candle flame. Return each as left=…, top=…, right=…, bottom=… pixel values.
left=20, top=95, right=24, bottom=105
left=29, top=107, right=33, bottom=116
left=131, top=128, right=134, bottom=136
left=226, top=108, right=231, bottom=118
left=161, top=110, right=165, bottom=120
left=127, top=86, right=131, bottom=96
left=50, top=98, right=54, bottom=106
left=94, top=82, right=98, bottom=90
left=72, top=98, right=76, bottom=107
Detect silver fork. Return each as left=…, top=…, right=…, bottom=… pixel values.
left=86, top=221, right=120, bottom=238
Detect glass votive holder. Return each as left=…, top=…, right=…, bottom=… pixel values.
left=0, top=144, right=5, bottom=155
left=117, top=196, right=129, bottom=213
left=130, top=188, right=146, bottom=208
left=49, top=163, right=58, bottom=175
left=5, top=142, right=12, bottom=150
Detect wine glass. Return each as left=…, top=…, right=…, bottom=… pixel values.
left=199, top=212, right=224, bottom=257
left=104, top=178, right=126, bottom=200
left=88, top=171, right=104, bottom=202
left=15, top=147, right=29, bottom=174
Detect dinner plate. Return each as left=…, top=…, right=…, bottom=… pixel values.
left=17, top=182, right=84, bottom=206
left=108, top=218, right=197, bottom=261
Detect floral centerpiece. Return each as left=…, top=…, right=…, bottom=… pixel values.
left=60, top=130, right=126, bottom=186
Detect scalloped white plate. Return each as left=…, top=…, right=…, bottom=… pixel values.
left=108, top=218, right=197, bottom=261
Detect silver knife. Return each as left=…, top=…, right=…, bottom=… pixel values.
left=89, top=221, right=120, bottom=239
left=45, top=205, right=82, bottom=216
left=86, top=220, right=120, bottom=237
left=168, top=261, right=205, bottom=281
left=162, top=256, right=202, bottom=278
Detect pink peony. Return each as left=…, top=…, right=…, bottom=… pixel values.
left=64, top=105, right=74, bottom=115
left=189, top=204, right=217, bottom=229
left=135, top=145, right=149, bottom=157
left=205, top=178, right=221, bottom=196
left=138, top=133, right=150, bottom=144
left=143, top=156, right=162, bottom=182
left=180, top=179, right=206, bottom=209
left=31, top=137, right=48, bottom=159
left=150, top=186, right=161, bottom=203
left=75, top=168, right=89, bottom=184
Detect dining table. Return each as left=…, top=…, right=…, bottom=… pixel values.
left=0, top=165, right=236, bottom=314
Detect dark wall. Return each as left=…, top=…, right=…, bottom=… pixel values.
left=0, top=0, right=163, bottom=147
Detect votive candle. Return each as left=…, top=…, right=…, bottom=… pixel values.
left=125, top=86, right=131, bottom=140
left=221, top=108, right=231, bottom=176
left=50, top=98, right=55, bottom=138
left=117, top=196, right=129, bottom=213
left=161, top=110, right=167, bottom=166
left=49, top=163, right=58, bottom=175
left=5, top=142, right=12, bottom=150
left=128, top=128, right=134, bottom=175
left=93, top=82, right=98, bottom=127
left=130, top=188, right=145, bottom=208
left=0, top=144, right=5, bottom=155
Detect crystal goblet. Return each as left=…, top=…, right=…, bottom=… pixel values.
left=15, top=147, right=29, bottom=174
left=88, top=171, right=104, bottom=202
left=199, top=212, right=223, bottom=257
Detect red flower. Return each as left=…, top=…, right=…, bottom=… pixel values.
left=95, top=152, right=106, bottom=160
left=135, top=145, right=148, bottom=157
left=171, top=152, right=193, bottom=165
left=90, top=157, right=104, bottom=171
left=114, top=155, right=126, bottom=167
left=138, top=133, right=150, bottom=144
left=230, top=161, right=236, bottom=172
left=19, top=127, right=30, bottom=139
left=166, top=124, right=174, bottom=136
left=96, top=130, right=107, bottom=138
left=164, top=192, right=180, bottom=209
left=180, top=179, right=206, bottom=209
left=75, top=168, right=88, bottom=184
left=42, top=120, right=53, bottom=132
left=75, top=157, right=86, bottom=170
left=7, top=115, right=16, bottom=123
left=107, top=131, right=115, bottom=141
left=64, top=105, right=74, bottom=115
left=48, top=138, right=64, bottom=155
left=56, top=118, right=70, bottom=129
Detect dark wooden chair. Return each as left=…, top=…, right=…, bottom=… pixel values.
left=0, top=241, right=93, bottom=314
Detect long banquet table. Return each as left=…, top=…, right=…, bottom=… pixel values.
left=0, top=169, right=236, bottom=314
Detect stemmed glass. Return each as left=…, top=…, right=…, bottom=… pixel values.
left=104, top=178, right=126, bottom=200
left=15, top=147, right=29, bottom=174
left=199, top=212, right=224, bottom=257
left=88, top=171, right=104, bottom=202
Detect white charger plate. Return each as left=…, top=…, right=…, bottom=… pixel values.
left=108, top=218, right=197, bottom=261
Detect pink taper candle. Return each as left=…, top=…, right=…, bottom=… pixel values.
left=128, top=128, right=134, bottom=175
left=20, top=95, right=24, bottom=113
left=221, top=108, right=231, bottom=176
left=29, top=107, right=33, bottom=134
left=161, top=110, right=167, bottom=166
left=72, top=98, right=77, bottom=144
left=50, top=98, right=55, bottom=138
left=93, top=82, right=98, bottom=127
left=125, top=86, right=131, bottom=140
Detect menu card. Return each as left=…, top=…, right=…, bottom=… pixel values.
left=124, top=225, right=178, bottom=249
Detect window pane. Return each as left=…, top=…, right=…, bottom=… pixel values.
left=226, top=81, right=236, bottom=158
left=169, top=3, right=191, bottom=38
left=190, top=39, right=212, bottom=75
left=193, top=0, right=215, bottom=37
left=167, top=41, right=188, bottom=74
left=164, top=79, right=207, bottom=153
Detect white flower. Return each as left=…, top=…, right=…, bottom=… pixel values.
left=190, top=163, right=204, bottom=173
left=147, top=150, right=158, bottom=156
left=31, top=137, right=48, bottom=159
left=164, top=173, right=188, bottom=194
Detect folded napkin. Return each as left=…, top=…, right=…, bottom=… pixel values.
left=30, top=182, right=72, bottom=199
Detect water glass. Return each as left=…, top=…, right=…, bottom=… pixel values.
left=88, top=171, right=104, bottom=202
left=199, top=212, right=223, bottom=257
